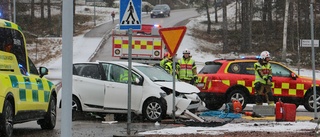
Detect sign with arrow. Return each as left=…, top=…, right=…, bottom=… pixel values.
left=159, top=26, right=187, bottom=55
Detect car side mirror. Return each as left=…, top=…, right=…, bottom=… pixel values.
left=39, top=67, right=49, bottom=78
left=291, top=72, right=297, bottom=80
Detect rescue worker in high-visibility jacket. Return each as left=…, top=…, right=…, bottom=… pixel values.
left=177, top=49, right=197, bottom=85
left=160, top=52, right=169, bottom=69
left=119, top=69, right=129, bottom=83
left=254, top=51, right=274, bottom=106
left=164, top=55, right=178, bottom=78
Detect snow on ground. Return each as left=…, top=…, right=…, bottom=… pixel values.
left=139, top=121, right=318, bottom=135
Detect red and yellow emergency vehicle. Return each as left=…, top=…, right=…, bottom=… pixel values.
left=0, top=19, right=57, bottom=137
left=112, top=24, right=166, bottom=61
left=196, top=57, right=320, bottom=112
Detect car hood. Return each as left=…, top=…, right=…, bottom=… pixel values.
left=155, top=82, right=200, bottom=94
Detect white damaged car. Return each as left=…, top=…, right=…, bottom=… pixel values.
left=57, top=61, right=205, bottom=122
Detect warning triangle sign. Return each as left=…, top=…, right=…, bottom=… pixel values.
left=121, top=0, right=140, bottom=25
left=159, top=26, right=187, bottom=55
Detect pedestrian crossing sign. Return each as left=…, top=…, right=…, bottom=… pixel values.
left=120, top=0, right=141, bottom=30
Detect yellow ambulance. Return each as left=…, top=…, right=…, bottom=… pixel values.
left=0, top=19, right=57, bottom=137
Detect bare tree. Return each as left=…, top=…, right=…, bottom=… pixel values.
left=31, top=0, right=35, bottom=22
left=222, top=0, right=228, bottom=52
left=241, top=0, right=250, bottom=52
left=48, top=0, right=52, bottom=34
left=214, top=0, right=218, bottom=23
left=41, top=0, right=44, bottom=19
left=281, top=0, right=290, bottom=61
left=195, top=0, right=212, bottom=34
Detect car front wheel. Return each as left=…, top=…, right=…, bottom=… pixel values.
left=303, top=91, right=320, bottom=112
left=142, top=98, right=165, bottom=122
left=0, top=100, right=14, bottom=137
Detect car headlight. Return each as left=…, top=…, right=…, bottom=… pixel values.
left=160, top=11, right=163, bottom=13
left=151, top=11, right=153, bottom=13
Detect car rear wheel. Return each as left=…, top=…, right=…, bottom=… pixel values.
left=303, top=91, right=320, bottom=112
left=0, top=100, right=14, bottom=137
left=227, top=90, right=248, bottom=110
left=142, top=98, right=165, bottom=122
left=39, top=96, right=56, bottom=129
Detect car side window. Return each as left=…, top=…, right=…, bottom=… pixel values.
left=227, top=62, right=255, bottom=75
left=271, top=63, right=291, bottom=77
left=75, top=64, right=102, bottom=80
left=109, top=64, right=138, bottom=84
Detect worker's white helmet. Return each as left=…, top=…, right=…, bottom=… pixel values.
left=183, top=49, right=190, bottom=54
left=260, top=51, right=270, bottom=59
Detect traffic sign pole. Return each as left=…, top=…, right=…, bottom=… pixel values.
left=159, top=26, right=186, bottom=122
left=127, top=28, right=132, bottom=135
left=119, top=0, right=141, bottom=136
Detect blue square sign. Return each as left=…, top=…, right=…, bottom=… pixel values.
left=119, top=0, right=142, bottom=30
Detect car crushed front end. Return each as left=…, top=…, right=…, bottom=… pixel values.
left=156, top=82, right=205, bottom=116
left=134, top=64, right=205, bottom=118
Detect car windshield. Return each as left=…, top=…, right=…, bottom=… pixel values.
left=135, top=65, right=173, bottom=82
left=153, top=6, right=165, bottom=10
left=199, top=62, right=222, bottom=74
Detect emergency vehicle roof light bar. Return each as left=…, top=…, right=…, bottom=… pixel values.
left=240, top=56, right=260, bottom=60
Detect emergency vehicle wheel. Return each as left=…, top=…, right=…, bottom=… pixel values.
left=39, top=96, right=56, bottom=129
left=303, top=91, right=320, bottom=112
left=0, top=100, right=14, bottom=137
left=227, top=90, right=248, bottom=110
left=142, top=98, right=166, bottom=122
